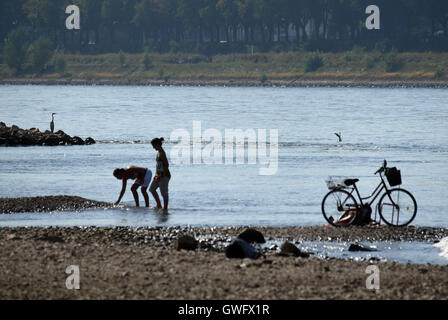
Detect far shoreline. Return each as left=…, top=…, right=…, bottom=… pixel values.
left=2, top=77, right=448, bottom=89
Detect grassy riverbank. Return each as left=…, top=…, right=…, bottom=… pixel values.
left=1, top=51, right=448, bottom=87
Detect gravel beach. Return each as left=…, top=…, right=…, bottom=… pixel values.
left=1, top=196, right=447, bottom=299
left=0, top=196, right=113, bottom=214
left=1, top=226, right=448, bottom=300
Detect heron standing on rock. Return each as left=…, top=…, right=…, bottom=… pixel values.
left=50, top=113, right=56, bottom=133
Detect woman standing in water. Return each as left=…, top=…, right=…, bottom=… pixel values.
left=149, top=137, right=171, bottom=212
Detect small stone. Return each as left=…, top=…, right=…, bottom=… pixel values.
left=38, top=235, right=64, bottom=243
left=280, top=241, right=301, bottom=256
left=7, top=234, right=17, bottom=240
left=173, top=234, right=198, bottom=251
left=279, top=241, right=309, bottom=257
left=348, top=243, right=375, bottom=252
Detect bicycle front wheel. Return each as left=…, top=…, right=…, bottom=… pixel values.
left=378, top=188, right=417, bottom=227
left=322, top=189, right=358, bottom=227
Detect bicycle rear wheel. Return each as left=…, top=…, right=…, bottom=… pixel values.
left=378, top=188, right=417, bottom=227
left=322, top=189, right=358, bottom=227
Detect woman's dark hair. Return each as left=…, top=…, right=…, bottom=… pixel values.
left=151, top=137, right=164, bottom=146
left=113, top=168, right=125, bottom=179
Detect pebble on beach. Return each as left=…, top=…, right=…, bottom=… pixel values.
left=174, top=234, right=198, bottom=251
left=279, top=241, right=310, bottom=258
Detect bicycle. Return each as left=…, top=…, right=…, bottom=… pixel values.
left=321, top=160, right=417, bottom=227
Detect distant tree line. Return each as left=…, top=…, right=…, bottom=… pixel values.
left=1, top=0, right=448, bottom=58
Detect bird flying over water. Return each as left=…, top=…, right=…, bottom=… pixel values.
left=50, top=113, right=56, bottom=133
left=334, top=132, right=342, bottom=142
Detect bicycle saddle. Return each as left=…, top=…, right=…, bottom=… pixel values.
left=344, top=178, right=359, bottom=186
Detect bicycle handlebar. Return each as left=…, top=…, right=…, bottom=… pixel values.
left=374, top=160, right=387, bottom=175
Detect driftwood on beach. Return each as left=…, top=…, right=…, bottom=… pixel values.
left=0, top=122, right=95, bottom=146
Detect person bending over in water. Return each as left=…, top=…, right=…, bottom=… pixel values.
left=113, top=166, right=152, bottom=207
left=149, top=137, right=171, bottom=212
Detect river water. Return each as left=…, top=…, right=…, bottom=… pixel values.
left=0, top=85, right=447, bottom=228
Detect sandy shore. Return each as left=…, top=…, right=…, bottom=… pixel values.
left=0, top=225, right=447, bottom=299
left=1, top=196, right=447, bottom=299
left=2, top=78, right=448, bottom=88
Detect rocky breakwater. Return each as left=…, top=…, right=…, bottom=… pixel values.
left=0, top=122, right=95, bottom=146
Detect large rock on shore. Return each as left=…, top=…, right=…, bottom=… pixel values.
left=237, top=228, right=266, bottom=244
left=0, top=122, right=95, bottom=146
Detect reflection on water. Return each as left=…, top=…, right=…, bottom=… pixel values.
left=120, top=207, right=170, bottom=224
left=262, top=240, right=448, bottom=266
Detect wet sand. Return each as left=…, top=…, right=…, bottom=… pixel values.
left=1, top=196, right=447, bottom=299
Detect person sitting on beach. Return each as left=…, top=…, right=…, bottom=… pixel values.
left=149, top=137, right=171, bottom=212
left=113, top=166, right=152, bottom=207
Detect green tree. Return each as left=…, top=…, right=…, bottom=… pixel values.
left=288, top=0, right=314, bottom=42
left=199, top=0, right=220, bottom=42
left=0, top=0, right=27, bottom=43
left=102, top=0, right=122, bottom=49
left=176, top=0, right=204, bottom=43
left=421, top=0, right=448, bottom=37
left=22, top=0, right=66, bottom=50
left=236, top=0, right=256, bottom=42
left=253, top=0, right=278, bottom=42
left=217, top=0, right=240, bottom=42
left=143, top=51, right=152, bottom=70
left=305, top=53, right=323, bottom=72
left=133, top=0, right=158, bottom=44
left=28, top=37, right=53, bottom=72
left=3, top=28, right=29, bottom=72
left=77, top=0, right=103, bottom=51
left=54, top=54, right=67, bottom=73
left=119, top=49, right=126, bottom=66
left=154, top=0, right=181, bottom=44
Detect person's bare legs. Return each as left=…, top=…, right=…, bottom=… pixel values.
left=161, top=196, right=168, bottom=211
left=151, top=190, right=162, bottom=209
left=131, top=184, right=140, bottom=207
left=160, top=190, right=168, bottom=211
left=141, top=187, right=149, bottom=207
left=160, top=177, right=169, bottom=211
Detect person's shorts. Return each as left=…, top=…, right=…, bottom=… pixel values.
left=149, top=176, right=170, bottom=197
left=134, top=169, right=152, bottom=188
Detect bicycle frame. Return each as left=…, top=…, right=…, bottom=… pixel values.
left=345, top=172, right=391, bottom=207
